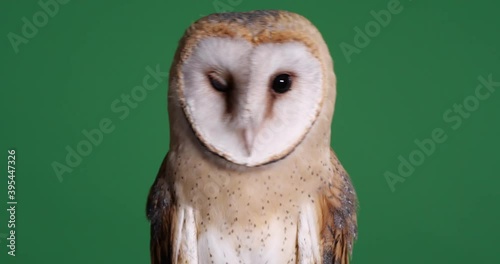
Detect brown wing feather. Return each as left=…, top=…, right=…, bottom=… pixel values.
left=320, top=149, right=358, bottom=264
left=146, top=154, right=175, bottom=264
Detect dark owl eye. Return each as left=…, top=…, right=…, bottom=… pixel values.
left=208, top=73, right=229, bottom=92
left=271, top=73, right=292, bottom=94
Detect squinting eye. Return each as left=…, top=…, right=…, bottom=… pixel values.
left=208, top=74, right=229, bottom=92
left=271, top=73, right=292, bottom=94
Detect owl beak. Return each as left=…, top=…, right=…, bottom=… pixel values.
left=243, top=128, right=255, bottom=156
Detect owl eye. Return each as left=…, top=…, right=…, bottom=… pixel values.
left=271, top=73, right=292, bottom=94
left=208, top=73, right=229, bottom=92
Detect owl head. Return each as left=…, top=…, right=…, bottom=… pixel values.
left=168, top=10, right=337, bottom=167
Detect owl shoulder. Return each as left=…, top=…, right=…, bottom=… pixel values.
left=318, top=149, right=358, bottom=264
left=146, top=153, right=176, bottom=264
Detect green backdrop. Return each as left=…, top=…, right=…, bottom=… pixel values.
left=1, top=0, right=499, bottom=263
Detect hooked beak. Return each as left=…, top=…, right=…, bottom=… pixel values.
left=238, top=87, right=266, bottom=157
left=243, top=127, right=256, bottom=156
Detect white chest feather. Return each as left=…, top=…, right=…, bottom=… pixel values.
left=171, top=203, right=322, bottom=264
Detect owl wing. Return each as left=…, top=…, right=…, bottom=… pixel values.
left=146, top=153, right=175, bottom=264
left=320, top=149, right=358, bottom=264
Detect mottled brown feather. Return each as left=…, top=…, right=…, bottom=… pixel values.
left=146, top=154, right=175, bottom=264
left=320, top=150, right=358, bottom=264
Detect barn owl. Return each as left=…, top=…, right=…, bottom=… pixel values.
left=146, top=10, right=357, bottom=264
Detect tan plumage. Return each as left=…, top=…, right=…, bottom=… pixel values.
left=147, top=10, right=357, bottom=264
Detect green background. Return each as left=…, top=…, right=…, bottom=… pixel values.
left=1, top=0, right=499, bottom=263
